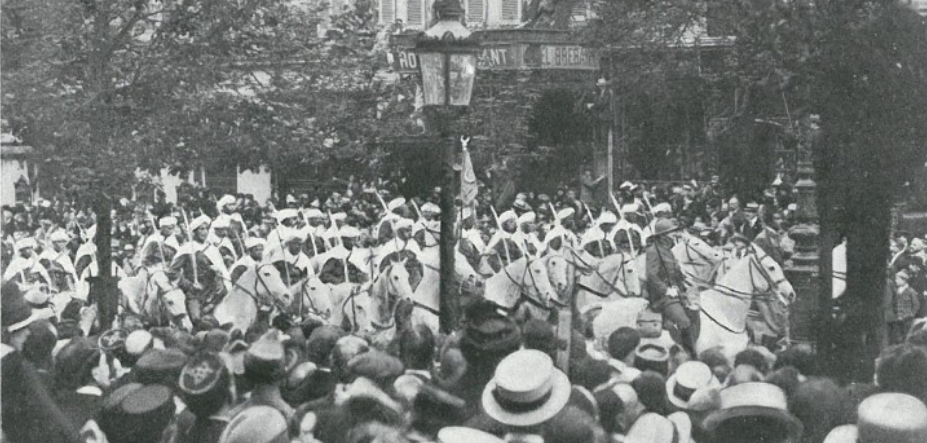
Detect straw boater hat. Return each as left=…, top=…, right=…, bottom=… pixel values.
left=666, top=361, right=721, bottom=411
left=822, top=393, right=927, bottom=443
left=481, top=349, right=571, bottom=427
left=703, top=382, right=803, bottom=441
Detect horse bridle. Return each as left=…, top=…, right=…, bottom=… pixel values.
left=711, top=250, right=786, bottom=304
left=501, top=257, right=552, bottom=312
left=365, top=263, right=407, bottom=331
left=679, top=241, right=724, bottom=287
left=568, top=249, right=634, bottom=299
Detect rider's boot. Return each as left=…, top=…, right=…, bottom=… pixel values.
left=679, top=326, right=698, bottom=358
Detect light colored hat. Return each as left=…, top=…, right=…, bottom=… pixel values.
left=388, top=197, right=406, bottom=211
left=666, top=361, right=721, bottom=410
left=217, top=195, right=237, bottom=209
left=49, top=230, right=71, bottom=243
left=158, top=216, right=177, bottom=228
left=498, top=210, right=517, bottom=225
left=15, top=237, right=37, bottom=252
left=286, top=194, right=297, bottom=204
left=556, top=207, right=575, bottom=221
left=625, top=413, right=686, bottom=443
left=421, top=202, right=441, bottom=214
left=437, top=427, right=503, bottom=443
left=274, top=209, right=298, bottom=223
left=126, top=330, right=154, bottom=356
left=853, top=393, right=927, bottom=443
left=304, top=208, right=324, bottom=219
left=481, top=349, right=571, bottom=427
left=652, top=202, right=673, bottom=215
left=245, top=238, right=265, bottom=250
left=703, top=382, right=802, bottom=440
left=619, top=181, right=635, bottom=190
left=218, top=405, right=288, bottom=443
left=339, top=225, right=361, bottom=238
left=189, top=215, right=211, bottom=231
left=394, top=218, right=414, bottom=231
left=517, top=211, right=536, bottom=225
left=823, top=425, right=858, bottom=443
left=598, top=211, right=618, bottom=225
left=330, top=212, right=347, bottom=221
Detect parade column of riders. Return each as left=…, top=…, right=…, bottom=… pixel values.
left=1, top=181, right=791, bottom=353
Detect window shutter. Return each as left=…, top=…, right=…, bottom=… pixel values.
left=406, top=0, right=424, bottom=27
left=466, top=0, right=485, bottom=25
left=570, top=0, right=587, bottom=22
left=379, top=0, right=395, bottom=26
left=500, top=0, right=519, bottom=23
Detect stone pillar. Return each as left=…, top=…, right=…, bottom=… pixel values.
left=785, top=143, right=820, bottom=343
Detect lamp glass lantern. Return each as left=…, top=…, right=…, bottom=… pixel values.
left=415, top=0, right=479, bottom=107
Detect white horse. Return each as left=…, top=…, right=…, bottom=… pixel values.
left=291, top=276, right=338, bottom=323
left=696, top=247, right=796, bottom=362
left=574, top=252, right=643, bottom=312
left=411, top=246, right=484, bottom=334
left=483, top=256, right=558, bottom=322
left=336, top=261, right=415, bottom=348
left=213, top=263, right=292, bottom=333
left=673, top=236, right=724, bottom=289
left=118, top=266, right=190, bottom=329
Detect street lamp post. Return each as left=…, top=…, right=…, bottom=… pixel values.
left=416, top=0, right=479, bottom=333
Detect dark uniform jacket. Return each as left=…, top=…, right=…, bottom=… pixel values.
left=645, top=242, right=687, bottom=310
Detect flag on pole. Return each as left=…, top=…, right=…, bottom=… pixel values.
left=460, top=137, right=478, bottom=206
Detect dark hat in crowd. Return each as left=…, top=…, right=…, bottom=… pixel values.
left=543, top=405, right=598, bottom=443
left=412, top=384, right=468, bottom=436
left=634, top=344, right=670, bottom=376
left=2, top=281, right=41, bottom=333
left=54, top=337, right=101, bottom=390
left=305, top=325, right=344, bottom=365
left=459, top=300, right=522, bottom=357
left=179, top=352, right=228, bottom=396
left=218, top=405, right=289, bottom=443
left=347, top=350, right=404, bottom=388
left=875, top=343, right=927, bottom=404
left=632, top=370, right=668, bottom=415
left=522, top=319, right=564, bottom=355
left=433, top=346, right=468, bottom=392
left=789, top=377, right=851, bottom=443
left=134, top=348, right=188, bottom=387
left=98, top=329, right=129, bottom=353
left=244, top=330, right=286, bottom=384
left=100, top=383, right=176, bottom=443
left=734, top=348, right=769, bottom=373
left=704, top=382, right=803, bottom=443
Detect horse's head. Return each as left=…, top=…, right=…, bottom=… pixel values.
left=600, top=253, right=642, bottom=298
left=386, top=259, right=415, bottom=300
left=300, top=277, right=334, bottom=319
left=526, top=257, right=557, bottom=306
left=545, top=254, right=572, bottom=296
left=683, top=237, right=724, bottom=264
left=750, top=248, right=796, bottom=304
left=254, top=264, right=293, bottom=308
left=161, top=288, right=189, bottom=321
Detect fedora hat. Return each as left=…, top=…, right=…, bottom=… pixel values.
left=634, top=343, right=671, bottom=375
left=855, top=393, right=927, bottom=443
left=704, top=382, right=802, bottom=441
left=666, top=361, right=721, bottom=410
left=481, top=349, right=571, bottom=427
left=652, top=219, right=681, bottom=237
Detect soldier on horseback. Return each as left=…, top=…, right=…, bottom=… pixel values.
left=170, top=215, right=228, bottom=324
left=645, top=218, right=696, bottom=355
